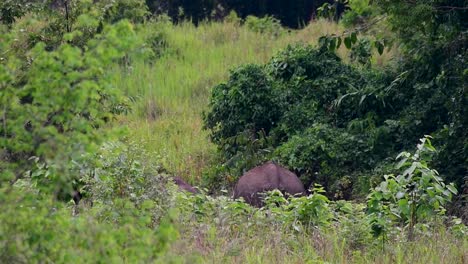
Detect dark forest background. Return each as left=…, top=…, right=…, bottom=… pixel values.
left=146, top=0, right=345, bottom=27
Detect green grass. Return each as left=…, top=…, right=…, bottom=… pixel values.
left=166, top=196, right=467, bottom=264
left=111, top=19, right=381, bottom=184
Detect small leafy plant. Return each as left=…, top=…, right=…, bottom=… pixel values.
left=367, top=136, right=458, bottom=241
left=263, top=185, right=333, bottom=230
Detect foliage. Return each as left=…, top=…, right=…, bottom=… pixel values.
left=318, top=31, right=387, bottom=61
left=79, top=141, right=174, bottom=219
left=1, top=2, right=467, bottom=262
left=341, top=0, right=376, bottom=27
left=332, top=201, right=373, bottom=250
left=204, top=44, right=392, bottom=193
left=261, top=187, right=333, bottom=230
left=146, top=0, right=333, bottom=28
left=140, top=17, right=172, bottom=60
left=0, top=141, right=179, bottom=262
left=317, top=0, right=349, bottom=21
left=349, top=37, right=372, bottom=66
left=274, top=124, right=370, bottom=198
left=101, top=0, right=149, bottom=24
left=373, top=0, right=468, bottom=190
left=244, top=15, right=283, bottom=37
left=204, top=44, right=360, bottom=150
left=205, top=0, right=467, bottom=198
left=224, top=10, right=241, bottom=25
left=1, top=0, right=151, bottom=53
left=203, top=64, right=279, bottom=152
left=367, top=136, right=458, bottom=240
left=0, top=18, right=142, bottom=196
left=0, top=189, right=178, bottom=262
left=0, top=0, right=43, bottom=25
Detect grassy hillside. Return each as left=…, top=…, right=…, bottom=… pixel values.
left=113, top=19, right=394, bottom=184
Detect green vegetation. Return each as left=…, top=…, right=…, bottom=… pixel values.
left=1, top=0, right=466, bottom=262
left=115, top=18, right=348, bottom=183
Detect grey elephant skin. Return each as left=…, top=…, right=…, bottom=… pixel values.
left=233, top=162, right=305, bottom=207
left=173, top=177, right=199, bottom=194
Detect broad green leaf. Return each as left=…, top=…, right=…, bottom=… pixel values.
left=447, top=184, right=458, bottom=195
left=344, top=36, right=352, bottom=49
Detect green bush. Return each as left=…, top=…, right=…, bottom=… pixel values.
left=349, top=37, right=372, bottom=66
left=244, top=15, right=283, bottom=38
left=0, top=0, right=43, bottom=25
left=204, top=44, right=390, bottom=194
left=333, top=201, right=373, bottom=250
left=0, top=18, right=142, bottom=195
left=204, top=44, right=366, bottom=153
left=0, top=139, right=180, bottom=262
left=341, top=0, right=376, bottom=27
left=204, top=64, right=279, bottom=152
left=367, top=136, right=458, bottom=240
left=274, top=124, right=371, bottom=198
left=0, top=190, right=178, bottom=262
left=372, top=0, right=468, bottom=190
left=101, top=0, right=149, bottom=24
left=83, top=141, right=174, bottom=220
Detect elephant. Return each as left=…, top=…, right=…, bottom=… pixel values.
left=173, top=176, right=199, bottom=194
left=233, top=161, right=305, bottom=207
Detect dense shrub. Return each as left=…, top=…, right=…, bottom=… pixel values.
left=0, top=137, right=180, bottom=261
left=204, top=45, right=366, bottom=149
left=244, top=15, right=283, bottom=37
left=204, top=44, right=393, bottom=194
left=1, top=0, right=151, bottom=52
left=274, top=124, right=370, bottom=198
left=204, top=64, right=279, bottom=151
left=0, top=13, right=145, bottom=199
left=371, top=0, right=468, bottom=190
left=83, top=141, right=174, bottom=219
left=0, top=0, right=44, bottom=25
left=340, top=0, right=376, bottom=27
left=101, top=0, right=149, bottom=24
left=0, top=190, right=178, bottom=262
left=0, top=0, right=169, bottom=201
left=204, top=32, right=465, bottom=199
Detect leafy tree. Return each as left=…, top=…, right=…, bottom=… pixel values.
left=0, top=0, right=43, bottom=25
left=373, top=0, right=468, bottom=187
left=0, top=17, right=142, bottom=197
left=203, top=64, right=279, bottom=153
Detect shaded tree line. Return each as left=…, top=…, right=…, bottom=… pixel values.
left=146, top=0, right=343, bottom=28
